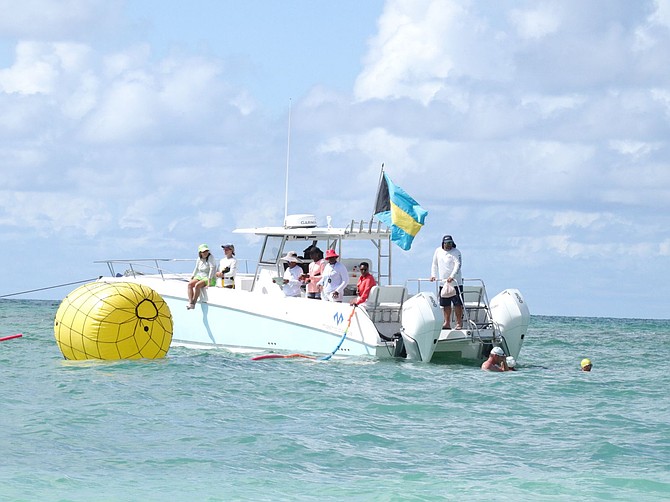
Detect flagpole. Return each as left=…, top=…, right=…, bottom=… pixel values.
left=284, top=98, right=292, bottom=224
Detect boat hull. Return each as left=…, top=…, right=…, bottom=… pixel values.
left=99, top=276, right=437, bottom=360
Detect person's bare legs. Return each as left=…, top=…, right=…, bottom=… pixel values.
left=187, top=279, right=206, bottom=308
left=443, top=306, right=452, bottom=329
left=187, top=280, right=197, bottom=307
left=193, top=280, right=207, bottom=303
left=455, top=305, right=463, bottom=329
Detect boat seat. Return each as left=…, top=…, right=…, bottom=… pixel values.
left=462, top=285, right=484, bottom=305
left=462, top=285, right=491, bottom=327
left=366, top=285, right=408, bottom=323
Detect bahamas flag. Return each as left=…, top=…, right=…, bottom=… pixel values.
left=373, top=172, right=428, bottom=250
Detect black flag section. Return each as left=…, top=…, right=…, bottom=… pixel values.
left=374, top=172, right=390, bottom=215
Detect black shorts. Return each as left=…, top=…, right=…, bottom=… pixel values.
left=439, top=285, right=463, bottom=307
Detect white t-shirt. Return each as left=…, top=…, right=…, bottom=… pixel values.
left=319, top=261, right=349, bottom=298
left=219, top=256, right=237, bottom=287
left=282, top=265, right=302, bottom=297
left=431, top=246, right=462, bottom=285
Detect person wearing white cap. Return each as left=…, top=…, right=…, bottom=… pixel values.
left=187, top=244, right=217, bottom=309
left=217, top=243, right=237, bottom=289
left=318, top=249, right=349, bottom=302
left=481, top=346, right=506, bottom=371
left=274, top=251, right=303, bottom=297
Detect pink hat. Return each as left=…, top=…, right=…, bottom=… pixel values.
left=325, top=249, right=339, bottom=259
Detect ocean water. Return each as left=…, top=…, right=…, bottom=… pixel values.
left=1, top=300, right=669, bottom=502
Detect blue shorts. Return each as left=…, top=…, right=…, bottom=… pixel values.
left=440, top=285, right=463, bottom=307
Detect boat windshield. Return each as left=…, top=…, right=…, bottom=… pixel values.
left=260, top=236, right=283, bottom=264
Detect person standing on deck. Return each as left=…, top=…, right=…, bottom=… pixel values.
left=319, top=249, right=348, bottom=302
left=301, top=246, right=325, bottom=299
left=350, top=262, right=376, bottom=307
left=430, top=234, right=463, bottom=329
left=217, top=243, right=237, bottom=289
left=276, top=252, right=303, bottom=297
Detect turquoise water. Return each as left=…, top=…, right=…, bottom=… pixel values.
left=1, top=300, right=669, bottom=501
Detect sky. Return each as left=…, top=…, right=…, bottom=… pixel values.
left=1, top=0, right=669, bottom=319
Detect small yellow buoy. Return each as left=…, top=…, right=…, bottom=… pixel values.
left=54, top=282, right=173, bottom=360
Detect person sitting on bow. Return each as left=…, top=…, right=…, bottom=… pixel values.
left=187, top=244, right=216, bottom=309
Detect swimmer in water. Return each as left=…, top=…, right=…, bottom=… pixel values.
left=481, top=346, right=506, bottom=371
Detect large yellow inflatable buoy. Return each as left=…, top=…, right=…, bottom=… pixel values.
left=54, top=282, right=173, bottom=360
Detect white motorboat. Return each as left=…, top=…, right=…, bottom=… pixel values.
left=96, top=214, right=529, bottom=363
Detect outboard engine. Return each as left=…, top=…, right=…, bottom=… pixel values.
left=490, top=289, right=530, bottom=359
left=400, top=292, right=443, bottom=362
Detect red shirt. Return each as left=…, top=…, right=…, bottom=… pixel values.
left=355, top=273, right=377, bottom=305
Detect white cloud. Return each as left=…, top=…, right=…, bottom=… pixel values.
left=650, top=0, right=670, bottom=27
left=354, top=0, right=513, bottom=104
left=80, top=72, right=159, bottom=143
left=608, top=140, right=660, bottom=158
left=0, top=41, right=60, bottom=94
left=318, top=127, right=418, bottom=173
left=1, top=0, right=669, bottom=318
left=509, top=4, right=561, bottom=40
left=0, top=0, right=123, bottom=39
left=520, top=93, right=587, bottom=117
left=0, top=191, right=111, bottom=238
left=551, top=211, right=612, bottom=230
left=198, top=211, right=225, bottom=229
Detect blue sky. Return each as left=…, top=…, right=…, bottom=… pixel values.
left=1, top=0, right=669, bottom=319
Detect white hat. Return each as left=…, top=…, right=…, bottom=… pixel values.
left=490, top=346, right=505, bottom=357
left=506, top=356, right=516, bottom=368
left=280, top=251, right=301, bottom=263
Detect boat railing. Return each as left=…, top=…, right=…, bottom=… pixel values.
left=344, top=219, right=393, bottom=286
left=406, top=277, right=500, bottom=343
left=462, top=279, right=505, bottom=345
left=344, top=219, right=391, bottom=235
left=95, top=259, right=255, bottom=280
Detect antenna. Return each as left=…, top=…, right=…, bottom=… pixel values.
left=284, top=98, right=292, bottom=223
